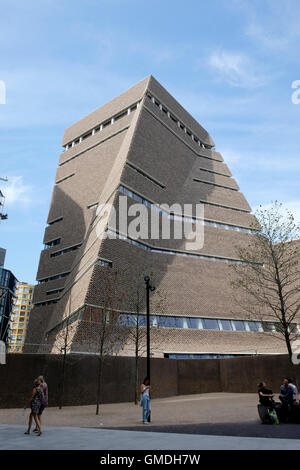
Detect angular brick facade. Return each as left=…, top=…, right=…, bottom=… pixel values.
left=25, top=76, right=288, bottom=357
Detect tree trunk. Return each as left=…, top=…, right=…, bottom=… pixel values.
left=285, top=333, right=298, bottom=388
left=96, top=354, right=103, bottom=415
left=134, top=354, right=139, bottom=405
left=59, top=350, right=67, bottom=410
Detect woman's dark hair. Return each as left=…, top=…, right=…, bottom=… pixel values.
left=143, top=377, right=150, bottom=385
left=258, top=381, right=265, bottom=388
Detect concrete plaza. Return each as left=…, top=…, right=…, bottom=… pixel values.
left=0, top=393, right=300, bottom=450
left=1, top=424, right=300, bottom=450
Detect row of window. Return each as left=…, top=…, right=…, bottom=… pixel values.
left=44, top=238, right=61, bottom=250
left=11, top=313, right=27, bottom=320
left=46, top=288, right=64, bottom=296
left=50, top=243, right=81, bottom=258
left=118, top=314, right=299, bottom=333
left=16, top=293, right=32, bottom=299
left=37, top=271, right=70, bottom=284
left=47, top=217, right=63, bottom=226
left=165, top=354, right=247, bottom=359
left=10, top=323, right=25, bottom=329
left=63, top=102, right=140, bottom=150
left=119, top=185, right=254, bottom=234
left=16, top=286, right=33, bottom=294
left=14, top=303, right=31, bottom=309
left=146, top=93, right=213, bottom=151
left=35, top=299, right=59, bottom=307
left=107, top=229, right=249, bottom=265
left=98, top=259, right=112, bottom=267
left=10, top=322, right=28, bottom=328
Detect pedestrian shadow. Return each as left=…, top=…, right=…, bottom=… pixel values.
left=102, top=420, right=300, bottom=440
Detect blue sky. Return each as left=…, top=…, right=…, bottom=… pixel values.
left=1, top=0, right=300, bottom=284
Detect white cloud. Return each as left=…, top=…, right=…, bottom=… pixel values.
left=208, top=50, right=269, bottom=88
left=3, top=176, right=33, bottom=206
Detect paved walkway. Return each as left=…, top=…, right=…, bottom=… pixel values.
left=0, top=393, right=262, bottom=428
left=0, top=424, right=300, bottom=450
left=1, top=393, right=300, bottom=449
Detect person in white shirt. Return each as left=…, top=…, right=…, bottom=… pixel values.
left=288, top=378, right=299, bottom=403
left=140, top=377, right=150, bottom=424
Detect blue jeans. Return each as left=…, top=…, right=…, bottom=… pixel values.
left=141, top=395, right=150, bottom=422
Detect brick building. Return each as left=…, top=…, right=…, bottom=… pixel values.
left=25, top=76, right=293, bottom=358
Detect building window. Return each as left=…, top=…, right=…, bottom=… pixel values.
left=146, top=91, right=214, bottom=150
left=187, top=318, right=203, bottom=329
left=97, top=259, right=112, bottom=267
left=247, top=321, right=263, bottom=332
left=119, top=185, right=254, bottom=234
left=47, top=217, right=63, bottom=226
left=46, top=288, right=63, bottom=296
left=44, top=238, right=61, bottom=250
left=37, top=271, right=70, bottom=284
left=202, top=318, right=220, bottom=330
left=233, top=320, right=246, bottom=331
left=219, top=319, right=233, bottom=331
left=50, top=243, right=81, bottom=258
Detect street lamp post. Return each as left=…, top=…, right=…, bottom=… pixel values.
left=144, top=276, right=155, bottom=383
left=144, top=275, right=155, bottom=423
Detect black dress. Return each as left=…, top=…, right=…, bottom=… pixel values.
left=30, top=387, right=42, bottom=414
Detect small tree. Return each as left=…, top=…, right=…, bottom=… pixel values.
left=121, top=272, right=166, bottom=404
left=79, top=269, right=127, bottom=415
left=50, top=297, right=79, bottom=409
left=231, top=202, right=300, bottom=382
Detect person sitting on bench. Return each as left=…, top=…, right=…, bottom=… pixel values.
left=258, top=381, right=275, bottom=408
left=279, top=378, right=294, bottom=406
left=279, top=378, right=294, bottom=421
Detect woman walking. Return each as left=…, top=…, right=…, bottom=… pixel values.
left=140, top=377, right=151, bottom=424
left=24, top=379, right=42, bottom=436
left=34, top=376, right=48, bottom=433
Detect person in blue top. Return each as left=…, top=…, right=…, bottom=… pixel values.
left=279, top=377, right=294, bottom=422
left=279, top=378, right=294, bottom=405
